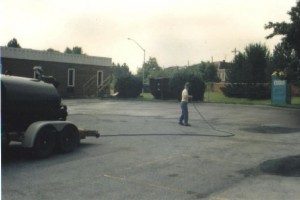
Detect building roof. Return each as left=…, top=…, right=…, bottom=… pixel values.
left=213, top=61, right=232, bottom=69
left=0, top=47, right=112, bottom=67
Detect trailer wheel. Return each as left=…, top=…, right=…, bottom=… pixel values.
left=33, top=126, right=56, bottom=158
left=57, top=125, right=79, bottom=153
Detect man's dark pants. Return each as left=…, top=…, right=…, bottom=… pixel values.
left=179, top=101, right=188, bottom=124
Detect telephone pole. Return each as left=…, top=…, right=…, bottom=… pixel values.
left=232, top=48, right=240, bottom=57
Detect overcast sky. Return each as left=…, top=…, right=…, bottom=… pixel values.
left=0, top=0, right=296, bottom=73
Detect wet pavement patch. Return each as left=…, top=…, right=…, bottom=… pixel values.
left=241, top=125, right=300, bottom=134
left=260, top=155, right=300, bottom=177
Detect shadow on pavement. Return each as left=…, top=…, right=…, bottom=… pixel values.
left=241, top=125, right=300, bottom=134
left=260, top=155, right=300, bottom=177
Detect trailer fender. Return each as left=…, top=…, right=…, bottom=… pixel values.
left=22, top=121, right=77, bottom=148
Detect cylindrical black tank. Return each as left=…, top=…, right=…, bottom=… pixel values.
left=1, top=75, right=67, bottom=132
left=149, top=78, right=170, bottom=99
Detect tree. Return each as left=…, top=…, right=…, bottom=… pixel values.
left=163, top=66, right=182, bottom=78
left=64, top=47, right=72, bottom=54
left=222, top=43, right=271, bottom=99
left=111, top=63, right=132, bottom=86
left=186, top=62, right=220, bottom=82
left=46, top=48, right=60, bottom=53
left=7, top=38, right=21, bottom=48
left=137, top=57, right=162, bottom=83
left=227, top=53, right=247, bottom=83
left=202, top=63, right=220, bottom=82
left=245, top=43, right=270, bottom=83
left=227, top=43, right=270, bottom=83
left=269, top=42, right=298, bottom=82
left=265, top=0, right=300, bottom=58
left=72, top=46, right=83, bottom=54
left=186, top=63, right=204, bottom=78
left=64, top=46, right=84, bottom=54
left=265, top=0, right=300, bottom=83
left=271, top=43, right=294, bottom=70
left=112, top=63, right=131, bottom=77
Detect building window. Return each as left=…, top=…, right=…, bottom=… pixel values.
left=68, top=68, right=75, bottom=87
left=97, top=70, right=103, bottom=86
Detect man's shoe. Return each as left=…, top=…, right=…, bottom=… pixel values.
left=184, top=123, right=191, bottom=126
left=179, top=122, right=184, bottom=125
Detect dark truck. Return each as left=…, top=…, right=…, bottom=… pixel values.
left=1, top=75, right=99, bottom=158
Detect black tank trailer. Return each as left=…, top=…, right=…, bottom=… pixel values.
left=1, top=75, right=99, bottom=158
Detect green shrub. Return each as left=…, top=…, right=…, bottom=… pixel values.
left=221, top=83, right=271, bottom=99
left=169, top=71, right=205, bottom=101
left=114, top=75, right=143, bottom=98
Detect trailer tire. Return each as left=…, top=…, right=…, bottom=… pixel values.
left=57, top=125, right=79, bottom=153
left=33, top=126, right=56, bottom=158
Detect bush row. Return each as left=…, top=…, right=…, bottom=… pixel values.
left=114, top=76, right=143, bottom=98
left=221, top=83, right=271, bottom=99
left=114, top=72, right=206, bottom=101
left=150, top=72, right=205, bottom=101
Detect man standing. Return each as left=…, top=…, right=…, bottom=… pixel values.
left=179, top=82, right=193, bottom=126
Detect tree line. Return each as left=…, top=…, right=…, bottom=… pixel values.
left=5, top=0, right=300, bottom=99
left=6, top=38, right=85, bottom=55
left=221, top=1, right=300, bottom=99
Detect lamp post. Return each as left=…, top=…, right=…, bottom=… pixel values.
left=128, top=38, right=145, bottom=93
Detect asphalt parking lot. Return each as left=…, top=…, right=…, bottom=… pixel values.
left=2, top=99, right=300, bottom=200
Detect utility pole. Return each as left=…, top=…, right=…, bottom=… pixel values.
left=232, top=48, right=240, bottom=57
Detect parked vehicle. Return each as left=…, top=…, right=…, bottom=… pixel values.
left=1, top=75, right=99, bottom=158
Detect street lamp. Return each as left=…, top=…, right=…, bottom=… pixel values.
left=128, top=38, right=145, bottom=93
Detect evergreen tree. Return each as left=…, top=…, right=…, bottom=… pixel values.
left=7, top=38, right=21, bottom=48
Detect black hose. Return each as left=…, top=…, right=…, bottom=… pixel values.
left=100, top=133, right=231, bottom=138
left=99, top=102, right=235, bottom=138
left=191, top=102, right=235, bottom=137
